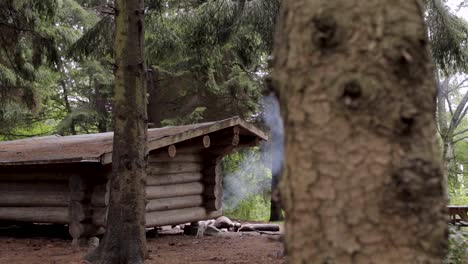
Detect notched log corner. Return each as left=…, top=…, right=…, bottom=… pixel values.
left=384, top=157, right=443, bottom=214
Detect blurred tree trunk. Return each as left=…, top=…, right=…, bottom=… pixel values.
left=95, top=82, right=109, bottom=133
left=86, top=0, right=148, bottom=263
left=60, top=78, right=76, bottom=135
left=274, top=0, right=448, bottom=263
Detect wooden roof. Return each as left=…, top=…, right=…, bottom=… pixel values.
left=0, top=117, right=267, bottom=166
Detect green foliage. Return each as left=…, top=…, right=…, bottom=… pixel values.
left=0, top=0, right=60, bottom=114
left=224, top=195, right=270, bottom=221
left=445, top=225, right=468, bottom=264
left=450, top=196, right=468, bottom=205
left=426, top=0, right=468, bottom=73
left=161, top=106, right=207, bottom=126
left=145, top=0, right=277, bottom=125
left=222, top=148, right=272, bottom=221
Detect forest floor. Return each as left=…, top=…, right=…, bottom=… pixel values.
left=0, top=223, right=285, bottom=264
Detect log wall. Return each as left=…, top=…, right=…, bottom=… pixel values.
left=0, top=165, right=108, bottom=246
left=144, top=135, right=230, bottom=227
left=0, top=170, right=70, bottom=224
left=0, top=127, right=258, bottom=237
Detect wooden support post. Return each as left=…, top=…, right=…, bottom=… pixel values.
left=68, top=174, right=97, bottom=247
left=203, top=158, right=223, bottom=211
left=91, top=180, right=110, bottom=228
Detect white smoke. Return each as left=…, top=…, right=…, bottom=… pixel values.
left=261, top=93, right=284, bottom=176
left=222, top=93, right=284, bottom=209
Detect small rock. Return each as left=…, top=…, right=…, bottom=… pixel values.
left=214, top=216, right=234, bottom=229
left=205, top=219, right=215, bottom=226
left=88, top=237, right=99, bottom=248
left=204, top=225, right=222, bottom=237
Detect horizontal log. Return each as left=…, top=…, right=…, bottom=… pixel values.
left=91, top=191, right=108, bottom=207
left=0, top=172, right=69, bottom=182
left=205, top=198, right=222, bottom=212
left=146, top=195, right=203, bottom=212
left=0, top=207, right=68, bottom=224
left=147, top=162, right=203, bottom=175
left=92, top=207, right=108, bottom=227
left=149, top=153, right=203, bottom=163
left=146, top=172, right=203, bottom=186
left=91, top=181, right=109, bottom=206
left=69, top=200, right=89, bottom=222
left=238, top=224, right=280, bottom=232
left=0, top=182, right=68, bottom=192
left=203, top=164, right=222, bottom=185
left=204, top=184, right=222, bottom=199
left=69, top=222, right=102, bottom=240
left=145, top=207, right=222, bottom=227
left=0, top=191, right=69, bottom=207
left=146, top=182, right=204, bottom=199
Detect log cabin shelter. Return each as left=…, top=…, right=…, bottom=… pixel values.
left=0, top=117, right=267, bottom=244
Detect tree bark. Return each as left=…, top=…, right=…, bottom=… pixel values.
left=147, top=67, right=161, bottom=128
left=274, top=1, right=448, bottom=263
left=86, top=0, right=148, bottom=263
left=60, top=77, right=76, bottom=135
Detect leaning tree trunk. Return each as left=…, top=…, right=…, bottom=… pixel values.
left=86, top=0, right=148, bottom=263
left=274, top=1, right=448, bottom=263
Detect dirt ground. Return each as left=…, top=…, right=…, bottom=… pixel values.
left=0, top=224, right=285, bottom=264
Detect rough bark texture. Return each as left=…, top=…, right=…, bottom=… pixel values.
left=86, top=0, right=148, bottom=263
left=274, top=1, right=448, bottom=263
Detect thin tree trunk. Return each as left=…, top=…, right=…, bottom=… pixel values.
left=60, top=78, right=76, bottom=135
left=274, top=1, right=447, bottom=263
left=95, top=82, right=109, bottom=133
left=147, top=67, right=161, bottom=128
left=86, top=0, right=148, bottom=263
